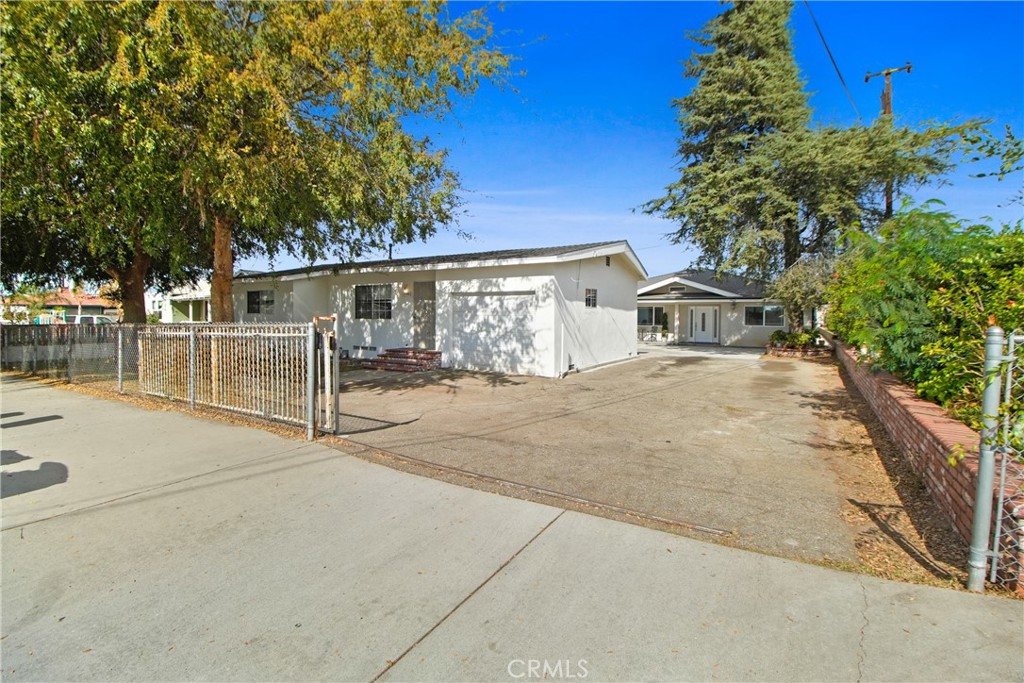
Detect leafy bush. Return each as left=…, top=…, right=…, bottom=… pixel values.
left=826, top=204, right=1024, bottom=429
left=768, top=254, right=834, bottom=329
left=768, top=329, right=821, bottom=349
left=769, top=330, right=791, bottom=346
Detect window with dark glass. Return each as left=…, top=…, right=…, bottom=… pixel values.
left=585, top=288, right=598, bottom=308
left=355, top=284, right=393, bottom=319
left=745, top=305, right=785, bottom=326
left=247, top=290, right=274, bottom=314
left=763, top=305, right=785, bottom=326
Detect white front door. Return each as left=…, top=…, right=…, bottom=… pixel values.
left=691, top=305, right=718, bottom=343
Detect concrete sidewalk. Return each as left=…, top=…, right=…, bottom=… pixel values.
left=1, top=376, right=1021, bottom=682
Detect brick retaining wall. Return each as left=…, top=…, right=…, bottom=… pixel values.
left=834, top=342, right=1023, bottom=590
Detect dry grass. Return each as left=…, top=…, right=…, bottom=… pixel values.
left=817, top=361, right=1004, bottom=593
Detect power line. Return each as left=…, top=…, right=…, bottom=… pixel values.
left=802, top=0, right=861, bottom=121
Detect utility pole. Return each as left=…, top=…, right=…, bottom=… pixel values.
left=865, top=62, right=912, bottom=219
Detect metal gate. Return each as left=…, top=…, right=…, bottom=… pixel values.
left=134, top=322, right=343, bottom=441
left=313, top=315, right=341, bottom=437
left=968, top=326, right=1024, bottom=592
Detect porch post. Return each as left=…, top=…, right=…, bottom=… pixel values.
left=673, top=305, right=681, bottom=341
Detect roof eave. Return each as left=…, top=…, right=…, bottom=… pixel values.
left=238, top=241, right=648, bottom=282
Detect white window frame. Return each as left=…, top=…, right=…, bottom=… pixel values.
left=744, top=304, right=785, bottom=327
left=585, top=288, right=598, bottom=308
left=355, top=284, right=393, bottom=320
left=247, top=289, right=274, bottom=315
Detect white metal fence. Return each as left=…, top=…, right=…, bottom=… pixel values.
left=1, top=322, right=341, bottom=440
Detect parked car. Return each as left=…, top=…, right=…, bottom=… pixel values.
left=65, top=315, right=117, bottom=325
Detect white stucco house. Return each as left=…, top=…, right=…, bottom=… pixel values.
left=233, top=241, right=647, bottom=378
left=637, top=270, right=794, bottom=346
left=157, top=282, right=212, bottom=323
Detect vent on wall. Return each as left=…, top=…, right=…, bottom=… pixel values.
left=352, top=345, right=378, bottom=352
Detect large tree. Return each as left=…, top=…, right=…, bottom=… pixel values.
left=1, top=1, right=206, bottom=320
left=643, top=1, right=963, bottom=281
left=642, top=1, right=809, bottom=280
left=1, top=1, right=512, bottom=321
left=127, top=1, right=513, bottom=320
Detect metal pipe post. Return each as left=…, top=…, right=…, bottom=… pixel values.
left=66, top=329, right=73, bottom=383
left=305, top=322, right=316, bottom=441
left=188, top=327, right=197, bottom=410
left=321, top=330, right=331, bottom=432
left=332, top=316, right=341, bottom=435
left=968, top=325, right=1005, bottom=592
left=117, top=327, right=124, bottom=393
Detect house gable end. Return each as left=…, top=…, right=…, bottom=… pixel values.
left=638, top=276, right=738, bottom=298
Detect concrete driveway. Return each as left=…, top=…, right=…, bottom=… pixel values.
left=336, top=344, right=858, bottom=563
left=3, top=375, right=1022, bottom=682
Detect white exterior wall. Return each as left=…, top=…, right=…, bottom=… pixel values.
left=436, top=265, right=556, bottom=377
left=720, top=305, right=786, bottom=346
left=330, top=272, right=418, bottom=358
left=553, top=254, right=638, bottom=374
left=289, top=278, right=331, bottom=323
left=230, top=248, right=643, bottom=377
left=233, top=280, right=295, bottom=323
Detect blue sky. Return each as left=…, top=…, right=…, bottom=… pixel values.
left=240, top=1, right=1024, bottom=279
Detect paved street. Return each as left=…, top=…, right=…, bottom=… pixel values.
left=1, top=375, right=1021, bottom=682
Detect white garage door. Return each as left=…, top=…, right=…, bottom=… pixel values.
left=451, top=292, right=538, bottom=375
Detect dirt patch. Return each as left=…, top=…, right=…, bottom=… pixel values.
left=808, top=359, right=973, bottom=590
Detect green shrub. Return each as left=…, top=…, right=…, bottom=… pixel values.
left=768, top=329, right=821, bottom=349
left=826, top=203, right=1023, bottom=429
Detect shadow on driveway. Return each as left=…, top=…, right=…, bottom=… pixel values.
left=336, top=353, right=861, bottom=563
left=2, top=461, right=69, bottom=498
left=1, top=414, right=63, bottom=429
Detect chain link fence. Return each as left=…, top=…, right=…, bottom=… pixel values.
left=0, top=323, right=141, bottom=388
left=968, top=327, right=1024, bottom=593
left=138, top=324, right=311, bottom=426
left=1, top=323, right=337, bottom=438
left=990, top=330, right=1024, bottom=589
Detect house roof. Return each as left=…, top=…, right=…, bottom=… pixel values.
left=236, top=241, right=647, bottom=281
left=5, top=288, right=118, bottom=309
left=638, top=270, right=769, bottom=299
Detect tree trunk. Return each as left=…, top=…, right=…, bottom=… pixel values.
left=210, top=214, right=234, bottom=322
left=112, top=250, right=151, bottom=323
left=782, top=219, right=803, bottom=329
left=782, top=218, right=801, bottom=270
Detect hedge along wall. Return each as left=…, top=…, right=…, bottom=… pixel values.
left=834, top=342, right=1024, bottom=591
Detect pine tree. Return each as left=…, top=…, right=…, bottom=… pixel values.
left=644, top=1, right=966, bottom=281
left=643, top=1, right=811, bottom=279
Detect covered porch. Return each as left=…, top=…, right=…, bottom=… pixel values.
left=637, top=300, right=726, bottom=344
left=637, top=298, right=788, bottom=347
